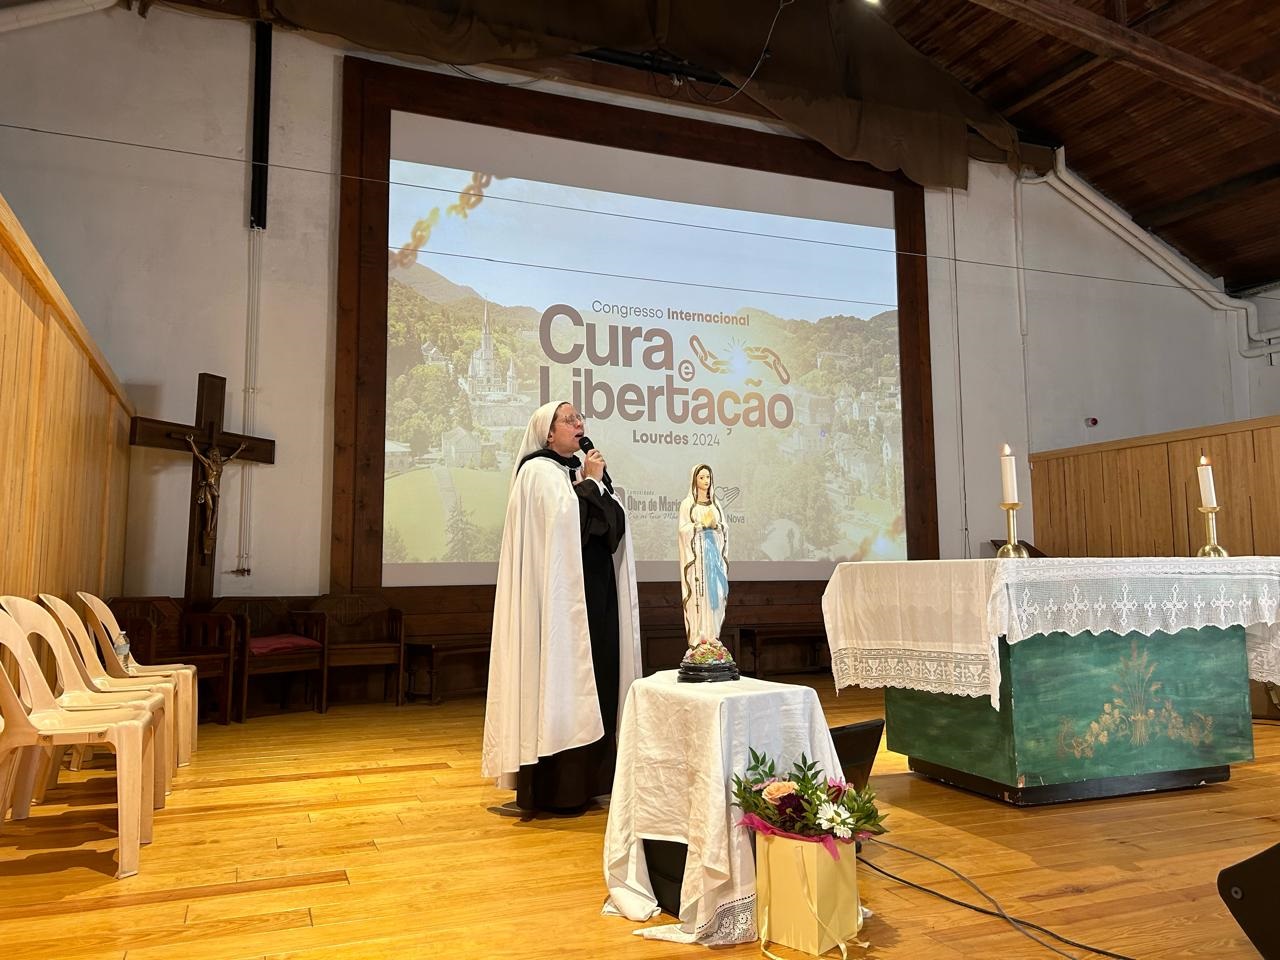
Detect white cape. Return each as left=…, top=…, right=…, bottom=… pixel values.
left=481, top=456, right=642, bottom=786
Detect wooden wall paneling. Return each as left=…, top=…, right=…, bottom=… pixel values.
left=1033, top=415, right=1280, bottom=562
left=17, top=284, right=47, bottom=599
left=1030, top=458, right=1057, bottom=555
left=80, top=356, right=112, bottom=592
left=1048, top=457, right=1072, bottom=557
left=0, top=249, right=43, bottom=596
left=1029, top=456, right=1058, bottom=555
left=1135, top=443, right=1175, bottom=556
left=102, top=400, right=132, bottom=597
left=35, top=319, right=73, bottom=597
left=1222, top=429, right=1257, bottom=556
left=1061, top=455, right=1090, bottom=555
left=0, top=189, right=133, bottom=602
left=1167, top=438, right=1200, bottom=557
left=1250, top=426, right=1280, bottom=555
left=1171, top=432, right=1254, bottom=557
left=1102, top=448, right=1132, bottom=554
left=1112, top=443, right=1173, bottom=556
left=1077, top=451, right=1112, bottom=555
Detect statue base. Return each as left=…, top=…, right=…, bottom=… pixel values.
left=678, top=639, right=739, bottom=683
left=678, top=661, right=741, bottom=683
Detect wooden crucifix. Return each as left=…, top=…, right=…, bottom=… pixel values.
left=130, top=373, right=275, bottom=602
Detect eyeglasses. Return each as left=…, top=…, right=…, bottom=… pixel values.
left=556, top=412, right=585, bottom=426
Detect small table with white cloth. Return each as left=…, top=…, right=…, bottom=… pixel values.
left=603, top=670, right=842, bottom=946
left=822, top=557, right=1280, bottom=804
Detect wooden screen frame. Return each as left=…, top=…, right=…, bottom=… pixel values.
left=333, top=55, right=939, bottom=595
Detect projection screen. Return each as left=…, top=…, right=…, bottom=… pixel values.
left=383, top=111, right=907, bottom=586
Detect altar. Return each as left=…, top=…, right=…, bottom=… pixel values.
left=822, top=557, right=1280, bottom=804
left=603, top=671, right=841, bottom=945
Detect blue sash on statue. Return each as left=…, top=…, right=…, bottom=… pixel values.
left=702, top=528, right=727, bottom=609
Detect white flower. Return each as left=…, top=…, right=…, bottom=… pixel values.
left=817, top=801, right=857, bottom=839
left=816, top=801, right=841, bottom=827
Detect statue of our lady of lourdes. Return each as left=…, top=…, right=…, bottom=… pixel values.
left=677, top=463, right=739, bottom=682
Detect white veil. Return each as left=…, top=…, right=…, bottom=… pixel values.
left=510, top=399, right=568, bottom=489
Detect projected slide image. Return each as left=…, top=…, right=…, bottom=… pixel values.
left=382, top=159, right=907, bottom=581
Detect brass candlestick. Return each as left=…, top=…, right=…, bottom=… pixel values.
left=1196, top=505, right=1229, bottom=557
left=997, top=502, right=1030, bottom=558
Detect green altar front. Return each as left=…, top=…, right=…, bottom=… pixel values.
left=885, top=625, right=1254, bottom=804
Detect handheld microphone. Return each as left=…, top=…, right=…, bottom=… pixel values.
left=578, top=436, right=613, bottom=491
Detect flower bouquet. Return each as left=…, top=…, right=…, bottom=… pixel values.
left=733, top=750, right=886, bottom=957
left=732, top=749, right=887, bottom=852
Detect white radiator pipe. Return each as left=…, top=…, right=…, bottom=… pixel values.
left=0, top=0, right=117, bottom=34
left=1031, top=149, right=1279, bottom=359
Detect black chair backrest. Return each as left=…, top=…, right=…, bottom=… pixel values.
left=830, top=718, right=885, bottom=791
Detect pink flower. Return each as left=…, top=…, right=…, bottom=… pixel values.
left=826, top=777, right=848, bottom=800
left=752, top=777, right=778, bottom=792
left=761, top=781, right=797, bottom=806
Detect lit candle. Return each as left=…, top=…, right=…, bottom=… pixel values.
left=1000, top=443, right=1018, bottom=504
left=1197, top=455, right=1217, bottom=509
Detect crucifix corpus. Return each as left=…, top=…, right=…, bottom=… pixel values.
left=129, top=372, right=275, bottom=601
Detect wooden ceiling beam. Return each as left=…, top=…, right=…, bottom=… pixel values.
left=1135, top=161, right=1280, bottom=229
left=997, top=0, right=1214, bottom=115
left=989, top=0, right=1265, bottom=118
left=999, top=50, right=1097, bottom=116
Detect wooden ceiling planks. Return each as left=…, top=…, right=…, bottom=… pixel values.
left=876, top=0, right=1280, bottom=290
left=1167, top=178, right=1280, bottom=289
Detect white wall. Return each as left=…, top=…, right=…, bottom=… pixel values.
left=1, top=4, right=1275, bottom=587
left=1247, top=292, right=1280, bottom=413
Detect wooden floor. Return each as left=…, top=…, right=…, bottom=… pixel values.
left=2, top=678, right=1277, bottom=960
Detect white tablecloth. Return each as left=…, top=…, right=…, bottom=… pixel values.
left=603, top=671, right=841, bottom=946
left=823, top=557, right=1280, bottom=707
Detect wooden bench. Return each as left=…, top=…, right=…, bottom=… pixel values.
left=208, top=597, right=325, bottom=721
left=405, top=635, right=490, bottom=704
left=739, top=622, right=830, bottom=679
left=107, top=596, right=236, bottom=724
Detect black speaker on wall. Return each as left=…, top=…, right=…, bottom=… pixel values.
left=1218, top=844, right=1280, bottom=959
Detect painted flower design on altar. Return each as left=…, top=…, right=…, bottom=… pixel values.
left=1057, top=640, right=1214, bottom=759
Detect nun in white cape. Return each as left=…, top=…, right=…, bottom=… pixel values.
left=481, top=400, right=642, bottom=812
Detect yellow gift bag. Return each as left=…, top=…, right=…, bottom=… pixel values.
left=755, top=833, right=865, bottom=958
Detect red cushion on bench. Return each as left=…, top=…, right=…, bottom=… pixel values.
left=250, top=634, right=322, bottom=656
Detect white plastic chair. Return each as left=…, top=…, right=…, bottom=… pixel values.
left=0, top=598, right=166, bottom=813
left=0, top=611, right=155, bottom=878
left=1, top=596, right=173, bottom=798
left=40, top=594, right=186, bottom=770
left=76, top=592, right=198, bottom=763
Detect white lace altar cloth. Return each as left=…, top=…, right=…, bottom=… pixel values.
left=603, top=671, right=841, bottom=946
left=823, top=557, right=1280, bottom=707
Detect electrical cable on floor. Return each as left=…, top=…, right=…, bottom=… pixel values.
left=861, top=837, right=1135, bottom=960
